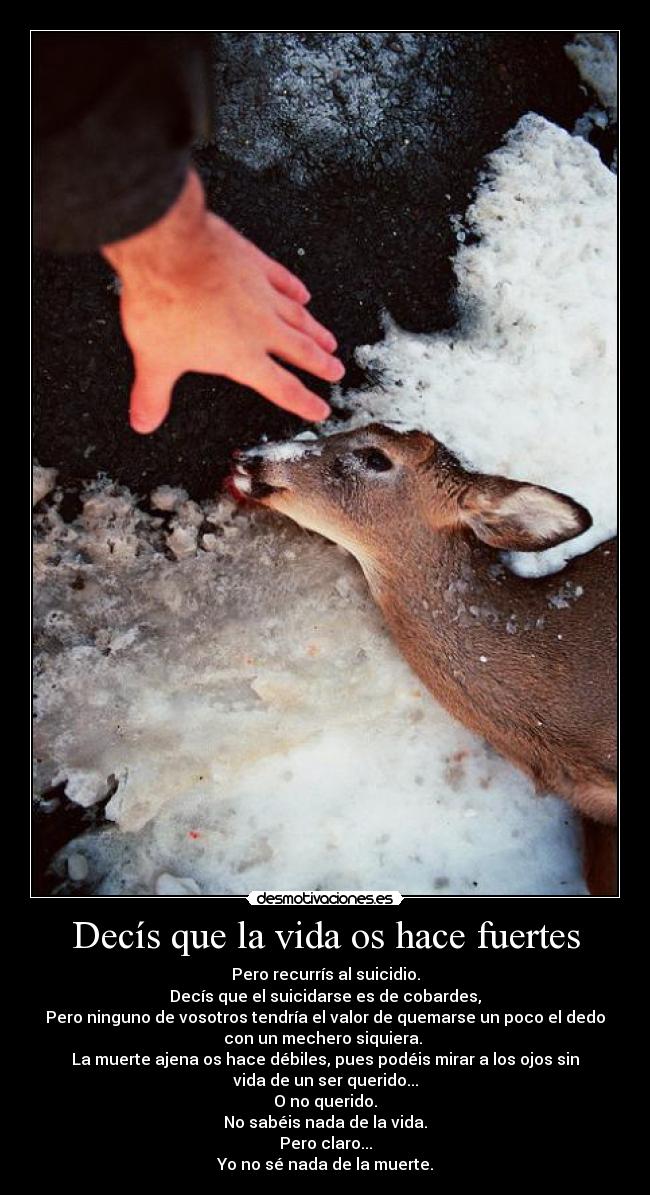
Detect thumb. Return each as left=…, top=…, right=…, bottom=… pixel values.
left=129, top=360, right=175, bottom=434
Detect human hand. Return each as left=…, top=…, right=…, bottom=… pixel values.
left=102, top=170, right=344, bottom=433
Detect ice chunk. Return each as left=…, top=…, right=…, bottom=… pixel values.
left=56, top=769, right=107, bottom=808
left=166, top=526, right=198, bottom=559
left=150, top=485, right=188, bottom=512
left=155, top=873, right=202, bottom=896
left=67, top=853, right=89, bottom=882
left=33, top=464, right=57, bottom=506
left=253, top=439, right=323, bottom=462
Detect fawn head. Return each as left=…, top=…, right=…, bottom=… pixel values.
left=229, top=424, right=591, bottom=565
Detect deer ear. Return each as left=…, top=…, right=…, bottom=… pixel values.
left=459, top=478, right=592, bottom=551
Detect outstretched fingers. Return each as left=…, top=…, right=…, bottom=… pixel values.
left=271, top=329, right=346, bottom=384
left=247, top=357, right=331, bottom=421
left=277, top=298, right=338, bottom=353
left=266, top=259, right=311, bottom=303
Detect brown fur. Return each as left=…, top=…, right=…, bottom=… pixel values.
left=231, top=424, right=618, bottom=894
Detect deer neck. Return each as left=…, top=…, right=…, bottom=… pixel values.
left=356, top=526, right=527, bottom=718
left=361, top=525, right=499, bottom=629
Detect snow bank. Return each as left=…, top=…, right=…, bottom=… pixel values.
left=33, top=114, right=616, bottom=897
left=33, top=463, right=57, bottom=507
left=34, top=479, right=583, bottom=896
left=339, top=115, right=616, bottom=577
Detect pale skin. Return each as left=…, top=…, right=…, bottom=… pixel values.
left=101, top=168, right=344, bottom=434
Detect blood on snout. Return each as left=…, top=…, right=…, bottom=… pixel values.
left=223, top=475, right=249, bottom=504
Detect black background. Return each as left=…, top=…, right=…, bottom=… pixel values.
left=32, top=897, right=621, bottom=1183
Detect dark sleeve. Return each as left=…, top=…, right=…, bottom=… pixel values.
left=33, top=32, right=213, bottom=253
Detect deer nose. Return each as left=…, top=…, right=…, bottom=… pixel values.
left=232, top=450, right=263, bottom=472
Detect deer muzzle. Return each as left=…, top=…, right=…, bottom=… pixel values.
left=226, top=450, right=290, bottom=503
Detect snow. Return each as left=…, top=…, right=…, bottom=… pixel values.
left=338, top=115, right=616, bottom=578
left=67, top=853, right=89, bottom=882
left=33, top=113, right=615, bottom=898
left=33, top=463, right=57, bottom=507
left=209, top=32, right=618, bottom=188
left=209, top=32, right=450, bottom=184
left=247, top=439, right=324, bottom=463
left=565, top=32, right=618, bottom=120
left=150, top=485, right=188, bottom=512
left=155, top=873, right=202, bottom=896
left=33, top=475, right=583, bottom=897
left=166, top=525, right=198, bottom=559
left=565, top=32, right=617, bottom=154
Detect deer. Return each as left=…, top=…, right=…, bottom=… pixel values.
left=228, top=423, right=617, bottom=895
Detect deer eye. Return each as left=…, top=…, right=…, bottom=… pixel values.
left=354, top=448, right=393, bottom=472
